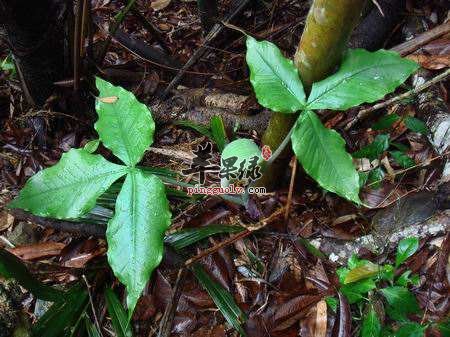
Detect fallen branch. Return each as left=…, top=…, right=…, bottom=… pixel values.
left=157, top=268, right=187, bottom=337
left=391, top=21, right=450, bottom=57
left=9, top=209, right=105, bottom=238
left=184, top=207, right=285, bottom=266
left=311, top=209, right=450, bottom=264
left=344, top=68, right=450, bottom=130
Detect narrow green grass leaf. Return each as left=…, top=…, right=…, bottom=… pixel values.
left=84, top=316, right=102, bottom=337
left=165, top=225, right=243, bottom=250
left=192, top=264, right=247, bottom=336
left=210, top=115, right=229, bottom=151
left=105, top=289, right=133, bottom=337
left=174, top=120, right=212, bottom=138
left=0, top=248, right=63, bottom=302
left=32, top=285, right=88, bottom=337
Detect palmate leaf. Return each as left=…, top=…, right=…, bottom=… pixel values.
left=106, top=169, right=171, bottom=316
left=291, top=110, right=361, bottom=204
left=95, top=77, right=155, bottom=167
left=306, top=49, right=419, bottom=110
left=246, top=36, right=306, bottom=113
left=9, top=149, right=127, bottom=219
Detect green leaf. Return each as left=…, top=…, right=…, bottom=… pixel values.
left=0, top=55, right=16, bottom=76
left=83, top=139, right=100, bottom=153
left=344, top=261, right=380, bottom=284
left=362, top=306, right=381, bottom=337
left=395, top=237, right=419, bottom=267
left=0, top=248, right=63, bottom=302
left=291, top=110, right=361, bottom=204
left=9, top=148, right=127, bottom=219
left=390, top=151, right=415, bottom=168
left=174, top=120, right=213, bottom=138
left=307, top=49, right=419, bottom=110
left=105, top=289, right=133, bottom=337
left=192, top=264, right=247, bottom=336
left=325, top=296, right=338, bottom=312
left=165, top=225, right=243, bottom=250
left=437, top=319, right=450, bottom=337
left=84, top=316, right=102, bottom=337
left=367, top=167, right=385, bottom=189
left=380, top=286, right=420, bottom=320
left=390, top=142, right=409, bottom=152
left=107, top=169, right=171, bottom=315
left=373, top=114, right=401, bottom=130
left=395, top=270, right=419, bottom=287
left=210, top=116, right=229, bottom=151
left=246, top=36, right=305, bottom=113
left=95, top=77, right=155, bottom=166
left=404, top=116, right=429, bottom=135
left=353, top=134, right=390, bottom=161
left=340, top=278, right=376, bottom=304
left=32, top=285, right=88, bottom=337
left=395, top=322, right=426, bottom=337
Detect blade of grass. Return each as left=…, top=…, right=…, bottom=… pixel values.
left=32, top=285, right=89, bottom=337
left=165, top=225, right=244, bottom=250
left=192, top=264, right=247, bottom=336
left=210, top=116, right=229, bottom=151
left=0, top=248, right=63, bottom=302
left=105, top=288, right=133, bottom=337
left=174, top=120, right=213, bottom=138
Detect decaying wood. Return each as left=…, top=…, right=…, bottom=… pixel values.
left=150, top=89, right=271, bottom=131
left=311, top=210, right=450, bottom=264
left=413, top=69, right=450, bottom=156
left=10, top=209, right=105, bottom=238
left=392, top=21, right=450, bottom=57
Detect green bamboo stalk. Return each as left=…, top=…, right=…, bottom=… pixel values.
left=257, top=0, right=366, bottom=189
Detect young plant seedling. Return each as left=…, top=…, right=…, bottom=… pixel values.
left=9, top=77, right=171, bottom=317
left=331, top=237, right=442, bottom=337
left=237, top=36, right=419, bottom=204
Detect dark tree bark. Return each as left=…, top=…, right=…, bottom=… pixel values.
left=0, top=0, right=68, bottom=106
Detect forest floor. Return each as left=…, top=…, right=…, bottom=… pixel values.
left=0, top=0, right=449, bottom=336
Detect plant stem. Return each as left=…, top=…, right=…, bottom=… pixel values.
left=257, top=0, right=365, bottom=190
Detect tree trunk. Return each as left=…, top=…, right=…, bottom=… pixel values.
left=257, top=0, right=365, bottom=189
left=0, top=0, right=67, bottom=106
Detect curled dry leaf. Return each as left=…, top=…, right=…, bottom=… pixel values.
left=151, top=0, right=171, bottom=11
left=314, top=300, right=328, bottom=337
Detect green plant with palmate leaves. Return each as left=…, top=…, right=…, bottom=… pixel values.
left=327, top=237, right=448, bottom=337
left=9, top=77, right=171, bottom=317
left=232, top=36, right=419, bottom=204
